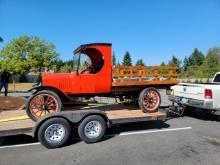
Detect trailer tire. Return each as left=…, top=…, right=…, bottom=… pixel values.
left=139, top=88, right=161, bottom=113
left=38, top=117, right=71, bottom=149
left=26, top=90, right=62, bottom=121
left=78, top=115, right=106, bottom=143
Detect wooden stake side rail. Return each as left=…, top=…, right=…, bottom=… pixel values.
left=112, top=79, right=179, bottom=87
left=112, top=65, right=179, bottom=87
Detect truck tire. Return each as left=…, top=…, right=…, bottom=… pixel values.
left=216, top=115, right=220, bottom=121
left=78, top=115, right=106, bottom=143
left=38, top=117, right=71, bottom=149
left=139, top=88, right=161, bottom=113
left=26, top=90, right=62, bottom=121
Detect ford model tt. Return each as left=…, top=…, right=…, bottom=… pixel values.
left=25, top=43, right=180, bottom=148
left=26, top=43, right=179, bottom=121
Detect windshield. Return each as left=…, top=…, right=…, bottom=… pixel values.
left=72, top=53, right=80, bottom=72
left=73, top=53, right=92, bottom=73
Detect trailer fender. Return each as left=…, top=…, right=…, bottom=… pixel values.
left=33, top=110, right=109, bottom=138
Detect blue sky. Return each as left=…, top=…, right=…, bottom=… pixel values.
left=0, top=0, right=220, bottom=65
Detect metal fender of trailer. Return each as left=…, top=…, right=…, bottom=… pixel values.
left=32, top=110, right=108, bottom=137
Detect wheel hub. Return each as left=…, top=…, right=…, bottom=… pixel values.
left=45, top=124, right=66, bottom=143
left=84, top=121, right=102, bottom=138
left=41, top=104, right=49, bottom=110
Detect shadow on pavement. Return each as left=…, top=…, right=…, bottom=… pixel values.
left=0, top=134, right=38, bottom=146
left=165, top=107, right=220, bottom=122
left=186, top=108, right=220, bottom=122
left=106, top=120, right=170, bottom=135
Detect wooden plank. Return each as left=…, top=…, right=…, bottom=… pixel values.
left=112, top=65, right=178, bottom=78
left=112, top=80, right=179, bottom=87
left=0, top=119, right=34, bottom=137
left=112, top=65, right=179, bottom=87
left=105, top=109, right=166, bottom=124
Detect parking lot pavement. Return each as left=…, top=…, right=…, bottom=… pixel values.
left=0, top=112, right=219, bottom=165
left=0, top=90, right=219, bottom=165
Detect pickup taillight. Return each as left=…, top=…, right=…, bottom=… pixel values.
left=204, top=89, right=212, bottom=99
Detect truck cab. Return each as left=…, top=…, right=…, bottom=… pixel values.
left=42, top=43, right=112, bottom=95
left=212, top=72, right=220, bottom=83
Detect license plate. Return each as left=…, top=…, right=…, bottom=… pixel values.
left=181, top=98, right=188, bottom=104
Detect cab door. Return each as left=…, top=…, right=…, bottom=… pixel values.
left=77, top=53, right=96, bottom=94
left=79, top=74, right=96, bottom=93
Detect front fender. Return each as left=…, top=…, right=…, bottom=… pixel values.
left=28, top=86, right=72, bottom=102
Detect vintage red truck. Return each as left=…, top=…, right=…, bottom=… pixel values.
left=26, top=43, right=179, bottom=121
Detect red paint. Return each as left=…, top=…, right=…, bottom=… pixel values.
left=42, top=43, right=112, bottom=94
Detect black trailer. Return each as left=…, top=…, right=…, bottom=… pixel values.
left=33, top=109, right=166, bottom=148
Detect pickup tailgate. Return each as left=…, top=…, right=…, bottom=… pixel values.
left=171, top=83, right=205, bottom=100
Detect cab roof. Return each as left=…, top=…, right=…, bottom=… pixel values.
left=73, top=43, right=112, bottom=54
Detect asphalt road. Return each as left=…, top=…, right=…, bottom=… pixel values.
left=0, top=90, right=220, bottom=165
left=0, top=112, right=220, bottom=165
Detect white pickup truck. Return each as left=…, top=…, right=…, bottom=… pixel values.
left=168, top=72, right=220, bottom=117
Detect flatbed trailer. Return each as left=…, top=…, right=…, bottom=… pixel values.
left=33, top=108, right=166, bottom=148
left=0, top=107, right=165, bottom=148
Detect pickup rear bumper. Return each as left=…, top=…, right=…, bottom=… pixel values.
left=168, top=95, right=213, bottom=110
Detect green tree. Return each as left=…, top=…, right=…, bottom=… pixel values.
left=188, top=48, right=205, bottom=66
left=53, top=59, right=64, bottom=72
left=182, top=57, right=189, bottom=71
left=204, top=47, right=220, bottom=77
left=168, top=56, right=181, bottom=69
left=122, top=51, right=132, bottom=66
left=0, top=35, right=59, bottom=74
left=59, top=64, right=72, bottom=73
left=112, top=52, right=116, bottom=66
left=160, top=61, right=166, bottom=66
left=136, top=59, right=145, bottom=66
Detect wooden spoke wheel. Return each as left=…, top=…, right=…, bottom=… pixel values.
left=26, top=90, right=61, bottom=121
left=139, top=88, right=161, bottom=113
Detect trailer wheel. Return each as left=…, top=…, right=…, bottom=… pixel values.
left=139, top=88, right=161, bottom=113
left=26, top=90, right=62, bottom=121
left=78, top=115, right=106, bottom=143
left=38, top=117, right=71, bottom=149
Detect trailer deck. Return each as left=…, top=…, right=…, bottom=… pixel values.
left=0, top=107, right=166, bottom=137
left=106, top=109, right=165, bottom=124
left=0, top=119, right=34, bottom=137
